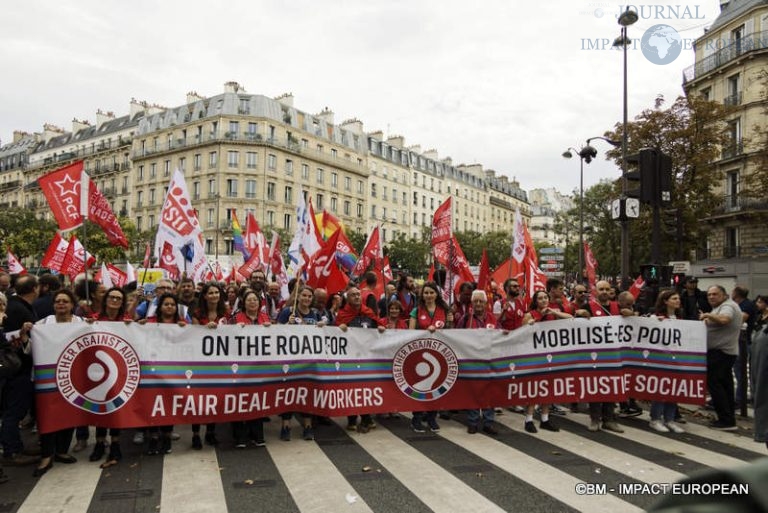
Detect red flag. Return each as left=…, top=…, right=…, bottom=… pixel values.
left=244, top=213, right=269, bottom=271
left=432, top=197, right=452, bottom=245
left=239, top=249, right=265, bottom=281
left=60, top=235, right=96, bottom=279
left=37, top=161, right=128, bottom=248
left=525, top=253, right=548, bottom=298
left=584, top=242, right=598, bottom=290
left=266, top=231, right=289, bottom=300
left=6, top=249, right=26, bottom=275
left=37, top=162, right=85, bottom=232
left=142, top=242, right=151, bottom=269
left=42, top=233, right=69, bottom=272
left=477, top=249, right=490, bottom=291
left=351, top=226, right=381, bottom=277
left=306, top=230, right=349, bottom=296
left=105, top=263, right=127, bottom=288
left=158, top=241, right=180, bottom=280
left=381, top=255, right=393, bottom=282
left=629, top=275, right=646, bottom=299
left=334, top=229, right=359, bottom=273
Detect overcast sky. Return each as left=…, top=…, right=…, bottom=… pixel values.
left=1, top=0, right=721, bottom=197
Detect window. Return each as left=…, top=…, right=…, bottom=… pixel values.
left=150, top=163, right=156, bottom=179
left=136, top=216, right=143, bottom=231
left=357, top=180, right=363, bottom=194
left=316, top=168, right=324, bottom=184
left=206, top=239, right=212, bottom=253
left=245, top=179, right=257, bottom=199
left=267, top=182, right=276, bottom=201
left=207, top=208, right=214, bottom=228
left=725, top=227, right=740, bottom=257
left=148, top=215, right=155, bottom=229
left=226, top=179, right=238, bottom=198
left=283, top=214, right=291, bottom=231
left=228, top=121, right=239, bottom=136
left=371, top=183, right=377, bottom=197
left=331, top=172, right=338, bottom=187
left=331, top=148, right=337, bottom=158
left=149, top=188, right=156, bottom=205
left=357, top=203, right=363, bottom=217
left=247, top=122, right=257, bottom=136
left=227, top=151, right=239, bottom=168
left=413, top=192, right=418, bottom=206
left=208, top=179, right=216, bottom=196
left=284, top=186, right=293, bottom=203
left=330, top=196, right=337, bottom=212
left=193, top=181, right=200, bottom=200
left=344, top=200, right=350, bottom=215
left=179, top=157, right=186, bottom=172
left=268, top=154, right=277, bottom=170
left=209, top=151, right=217, bottom=167
left=122, top=176, right=128, bottom=194
left=316, top=193, right=324, bottom=210
left=246, top=152, right=257, bottom=169
left=726, top=171, right=740, bottom=209
left=137, top=165, right=144, bottom=181
left=266, top=210, right=275, bottom=226
left=301, top=164, right=309, bottom=179
left=193, top=153, right=201, bottom=171
left=700, top=87, right=711, bottom=101
left=726, top=74, right=741, bottom=105
left=344, top=176, right=351, bottom=191
left=164, top=160, right=171, bottom=176
left=285, top=159, right=293, bottom=175
left=402, top=192, right=407, bottom=205
left=136, top=191, right=143, bottom=208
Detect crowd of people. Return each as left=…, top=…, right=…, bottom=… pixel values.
left=0, top=268, right=765, bottom=486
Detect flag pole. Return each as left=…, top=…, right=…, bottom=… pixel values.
left=80, top=172, right=91, bottom=306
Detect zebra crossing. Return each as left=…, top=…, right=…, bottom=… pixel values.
left=2, top=410, right=765, bottom=513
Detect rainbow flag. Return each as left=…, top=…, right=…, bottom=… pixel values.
left=315, top=210, right=343, bottom=241
left=231, top=211, right=251, bottom=260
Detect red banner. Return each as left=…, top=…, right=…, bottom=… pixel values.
left=42, top=233, right=69, bottom=272
left=31, top=319, right=707, bottom=434
left=432, top=197, right=452, bottom=245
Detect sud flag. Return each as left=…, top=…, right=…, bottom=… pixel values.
left=6, top=249, right=26, bottom=275
left=158, top=241, right=180, bottom=280
left=306, top=230, right=349, bottom=296
left=41, top=233, right=70, bottom=273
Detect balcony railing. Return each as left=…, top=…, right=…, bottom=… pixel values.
left=709, top=192, right=768, bottom=216
left=683, top=30, right=768, bottom=83
left=723, top=92, right=743, bottom=106
left=721, top=140, right=743, bottom=160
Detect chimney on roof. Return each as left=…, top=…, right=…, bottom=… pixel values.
left=96, top=109, right=115, bottom=127
left=369, top=130, right=384, bottom=141
left=387, top=135, right=405, bottom=148
left=276, top=93, right=294, bottom=107
left=12, top=131, right=28, bottom=144
left=72, top=118, right=91, bottom=133
left=186, top=91, right=205, bottom=104
left=408, top=144, right=422, bottom=154
left=129, top=98, right=144, bottom=117
left=317, top=107, right=334, bottom=125
left=42, top=124, right=65, bottom=143
left=424, top=149, right=439, bottom=160
left=341, top=118, right=364, bottom=133
left=485, top=169, right=496, bottom=180
left=224, top=81, right=244, bottom=93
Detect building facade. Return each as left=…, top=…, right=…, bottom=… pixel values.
left=682, top=0, right=768, bottom=291
left=1, top=82, right=531, bottom=265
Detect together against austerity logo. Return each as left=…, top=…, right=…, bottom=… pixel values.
left=392, top=338, right=459, bottom=401
left=56, top=332, right=141, bottom=414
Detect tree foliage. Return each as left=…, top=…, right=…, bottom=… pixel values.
left=0, top=208, right=58, bottom=263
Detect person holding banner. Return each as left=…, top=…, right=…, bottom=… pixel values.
left=647, top=290, right=686, bottom=434
left=190, top=282, right=229, bottom=448
left=86, top=287, right=132, bottom=468
left=458, top=290, right=500, bottom=435
left=32, top=289, right=83, bottom=476
left=494, top=279, right=526, bottom=331
left=335, top=286, right=386, bottom=433
left=521, top=290, right=572, bottom=433
left=751, top=295, right=768, bottom=448
left=385, top=299, right=408, bottom=330
left=142, top=293, right=187, bottom=455
left=409, top=282, right=453, bottom=433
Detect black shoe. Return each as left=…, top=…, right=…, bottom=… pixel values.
left=439, top=412, right=452, bottom=420
left=618, top=406, right=643, bottom=418
left=467, top=425, right=478, bottom=434
left=32, top=459, right=52, bottom=478
left=146, top=437, right=159, bottom=456
left=482, top=424, right=499, bottom=436
left=107, top=442, right=122, bottom=462
left=204, top=432, right=219, bottom=446
left=161, top=436, right=172, bottom=454
left=539, top=420, right=560, bottom=432
left=709, top=420, right=737, bottom=431
left=54, top=454, right=77, bottom=464
left=674, top=415, right=687, bottom=424
left=524, top=421, right=538, bottom=433
left=410, top=419, right=426, bottom=433
left=192, top=434, right=203, bottom=450
left=89, top=442, right=106, bottom=462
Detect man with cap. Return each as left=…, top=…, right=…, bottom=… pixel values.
left=682, top=276, right=710, bottom=320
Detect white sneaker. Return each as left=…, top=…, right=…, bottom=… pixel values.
left=665, top=421, right=685, bottom=434
left=171, top=432, right=181, bottom=441
left=649, top=420, right=669, bottom=433
left=132, top=431, right=145, bottom=444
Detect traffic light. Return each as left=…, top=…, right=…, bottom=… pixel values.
left=640, top=264, right=673, bottom=286
left=625, top=148, right=672, bottom=206
left=672, top=273, right=686, bottom=287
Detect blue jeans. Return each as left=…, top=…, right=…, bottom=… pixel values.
left=650, top=402, right=676, bottom=422
left=1, top=373, right=33, bottom=457
left=467, top=408, right=495, bottom=427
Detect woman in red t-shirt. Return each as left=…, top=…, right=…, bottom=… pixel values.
left=521, top=290, right=572, bottom=435
left=190, top=282, right=230, bottom=448
left=408, top=282, right=453, bottom=434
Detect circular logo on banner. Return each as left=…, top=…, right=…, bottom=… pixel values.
left=56, top=332, right=141, bottom=414
left=392, top=338, right=459, bottom=401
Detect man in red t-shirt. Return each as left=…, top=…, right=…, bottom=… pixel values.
left=493, top=278, right=526, bottom=331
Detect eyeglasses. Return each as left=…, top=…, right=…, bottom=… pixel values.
left=107, top=295, right=124, bottom=301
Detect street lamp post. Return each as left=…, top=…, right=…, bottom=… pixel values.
left=562, top=137, right=620, bottom=284
left=614, top=7, right=638, bottom=289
